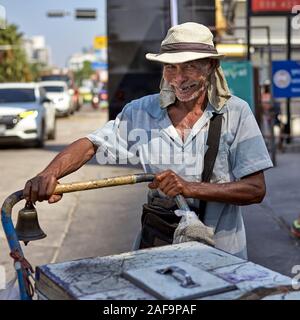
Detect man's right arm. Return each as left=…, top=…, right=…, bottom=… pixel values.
left=23, top=137, right=97, bottom=203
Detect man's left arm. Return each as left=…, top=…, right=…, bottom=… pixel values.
left=149, top=169, right=265, bottom=206
left=149, top=101, right=272, bottom=205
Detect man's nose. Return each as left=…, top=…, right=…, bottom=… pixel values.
left=174, top=69, right=188, bottom=84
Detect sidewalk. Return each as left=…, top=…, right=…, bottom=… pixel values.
left=243, top=151, right=300, bottom=277
left=281, top=136, right=300, bottom=153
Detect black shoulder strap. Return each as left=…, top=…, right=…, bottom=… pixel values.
left=197, top=112, right=223, bottom=219
left=202, top=113, right=223, bottom=182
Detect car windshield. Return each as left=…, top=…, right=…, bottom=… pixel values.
left=42, top=86, right=64, bottom=93
left=0, top=88, right=36, bottom=103
left=40, top=75, right=71, bottom=86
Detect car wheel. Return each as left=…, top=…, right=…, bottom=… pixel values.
left=76, top=101, right=82, bottom=111
left=48, top=120, right=57, bottom=140
left=64, top=108, right=71, bottom=117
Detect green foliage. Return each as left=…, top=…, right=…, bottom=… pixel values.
left=73, top=61, right=93, bottom=87
left=29, top=62, right=48, bottom=82
left=0, top=23, right=32, bottom=82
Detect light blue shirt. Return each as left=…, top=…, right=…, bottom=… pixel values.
left=87, top=94, right=273, bottom=259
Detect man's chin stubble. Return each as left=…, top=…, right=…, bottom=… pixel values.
left=172, top=80, right=209, bottom=102
left=176, top=91, right=201, bottom=102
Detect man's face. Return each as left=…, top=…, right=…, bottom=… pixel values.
left=163, top=59, right=215, bottom=102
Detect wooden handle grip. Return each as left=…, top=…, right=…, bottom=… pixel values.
left=54, top=175, right=137, bottom=194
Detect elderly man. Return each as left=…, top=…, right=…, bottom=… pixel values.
left=24, top=23, right=273, bottom=259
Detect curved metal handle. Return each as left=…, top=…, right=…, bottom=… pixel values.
left=156, top=265, right=200, bottom=288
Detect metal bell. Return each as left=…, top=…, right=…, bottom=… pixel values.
left=15, top=201, right=47, bottom=245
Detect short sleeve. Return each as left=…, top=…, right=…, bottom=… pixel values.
left=229, top=105, right=273, bottom=179
left=86, top=103, right=137, bottom=164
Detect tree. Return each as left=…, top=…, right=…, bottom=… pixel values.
left=29, top=62, right=48, bottom=82
left=73, top=61, right=94, bottom=87
left=0, top=23, right=32, bottom=82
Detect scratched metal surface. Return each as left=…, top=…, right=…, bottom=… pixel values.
left=262, top=292, right=300, bottom=300
left=212, top=261, right=291, bottom=292
left=35, top=242, right=298, bottom=300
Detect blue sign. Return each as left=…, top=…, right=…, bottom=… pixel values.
left=272, top=60, right=300, bottom=98
left=91, top=61, right=108, bottom=70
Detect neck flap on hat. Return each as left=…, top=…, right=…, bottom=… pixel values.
left=159, top=65, right=231, bottom=111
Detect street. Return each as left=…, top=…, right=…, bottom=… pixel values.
left=1, top=105, right=300, bottom=282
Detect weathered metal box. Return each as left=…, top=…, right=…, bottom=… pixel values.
left=35, top=242, right=299, bottom=300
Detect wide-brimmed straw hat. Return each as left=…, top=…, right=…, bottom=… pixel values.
left=146, top=22, right=231, bottom=110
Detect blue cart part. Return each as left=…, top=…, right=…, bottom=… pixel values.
left=1, top=190, right=33, bottom=300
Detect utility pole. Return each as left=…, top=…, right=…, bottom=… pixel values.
left=170, top=0, right=178, bottom=26
left=246, top=0, right=251, bottom=60
left=286, top=15, right=292, bottom=143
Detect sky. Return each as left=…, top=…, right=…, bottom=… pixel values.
left=0, top=0, right=106, bottom=67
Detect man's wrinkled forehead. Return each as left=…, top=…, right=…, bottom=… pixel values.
left=163, top=58, right=212, bottom=67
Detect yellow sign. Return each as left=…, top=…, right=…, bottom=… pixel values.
left=93, top=36, right=107, bottom=50
left=216, top=44, right=247, bottom=57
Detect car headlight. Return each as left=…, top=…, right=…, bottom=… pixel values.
left=19, top=110, right=39, bottom=119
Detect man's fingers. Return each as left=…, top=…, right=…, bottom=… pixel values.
left=148, top=182, right=154, bottom=189
left=149, top=171, right=177, bottom=191
left=165, top=188, right=180, bottom=198
left=155, top=170, right=172, bottom=182
left=163, top=183, right=180, bottom=196
left=23, top=175, right=58, bottom=203
left=158, top=175, right=173, bottom=191
left=37, top=178, right=48, bottom=202
left=23, top=180, right=32, bottom=201
left=30, top=178, right=40, bottom=204
left=45, top=176, right=58, bottom=199
left=46, top=178, right=62, bottom=203
left=148, top=181, right=158, bottom=189
left=48, top=194, right=62, bottom=204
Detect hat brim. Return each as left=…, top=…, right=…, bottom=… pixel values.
left=145, top=51, right=224, bottom=64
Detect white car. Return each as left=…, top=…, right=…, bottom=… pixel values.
left=39, top=81, right=72, bottom=116
left=0, top=83, right=56, bottom=147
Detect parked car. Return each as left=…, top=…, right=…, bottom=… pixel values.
left=40, top=73, right=82, bottom=111
left=39, top=81, right=72, bottom=116
left=0, top=83, right=56, bottom=147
